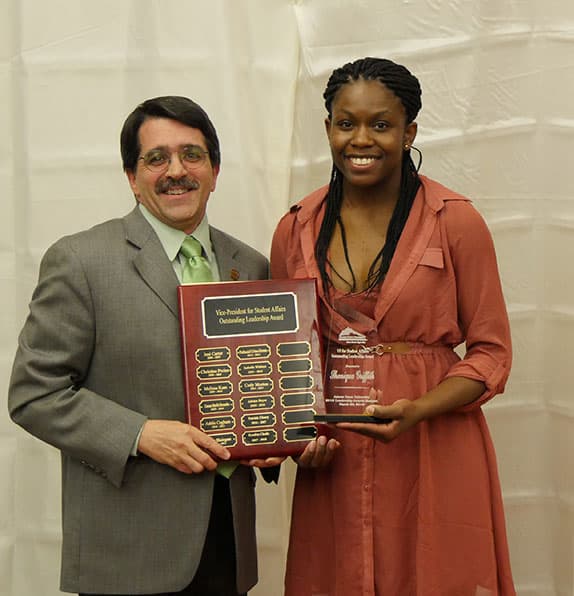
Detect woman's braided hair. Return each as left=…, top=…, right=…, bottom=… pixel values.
left=316, top=57, right=422, bottom=294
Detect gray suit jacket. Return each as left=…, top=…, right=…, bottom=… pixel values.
left=8, top=207, right=269, bottom=594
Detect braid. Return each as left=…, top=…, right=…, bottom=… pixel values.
left=366, top=153, right=419, bottom=287
left=316, top=166, right=344, bottom=293
left=316, top=57, right=422, bottom=294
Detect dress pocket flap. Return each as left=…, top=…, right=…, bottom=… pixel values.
left=419, top=248, right=444, bottom=269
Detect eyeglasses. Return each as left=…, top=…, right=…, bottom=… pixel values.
left=138, top=145, right=209, bottom=173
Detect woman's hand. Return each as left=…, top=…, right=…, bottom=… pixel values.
left=240, top=457, right=286, bottom=468
left=293, top=434, right=340, bottom=468
left=337, top=400, right=417, bottom=442
left=335, top=388, right=420, bottom=443
left=336, top=378, right=486, bottom=442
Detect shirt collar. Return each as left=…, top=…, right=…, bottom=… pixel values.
left=187, top=215, right=215, bottom=262
left=138, top=204, right=213, bottom=262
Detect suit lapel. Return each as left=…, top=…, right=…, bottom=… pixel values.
left=123, top=214, right=254, bottom=314
left=123, top=208, right=180, bottom=318
left=210, top=227, right=241, bottom=281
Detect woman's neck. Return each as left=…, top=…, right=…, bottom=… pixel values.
left=341, top=181, right=399, bottom=224
left=341, top=175, right=401, bottom=213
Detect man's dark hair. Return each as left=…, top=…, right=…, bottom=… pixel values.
left=316, top=57, right=423, bottom=294
left=120, top=95, right=221, bottom=172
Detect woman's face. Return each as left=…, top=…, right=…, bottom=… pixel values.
left=325, top=78, right=417, bottom=193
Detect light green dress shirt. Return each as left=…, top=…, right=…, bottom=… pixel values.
left=139, top=204, right=221, bottom=282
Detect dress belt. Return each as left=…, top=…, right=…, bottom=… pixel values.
left=357, top=342, right=453, bottom=355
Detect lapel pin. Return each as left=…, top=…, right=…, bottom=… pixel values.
left=230, top=268, right=240, bottom=281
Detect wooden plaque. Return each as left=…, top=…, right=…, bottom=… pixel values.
left=178, top=278, right=326, bottom=459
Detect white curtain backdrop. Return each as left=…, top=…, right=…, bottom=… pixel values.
left=1, top=1, right=573, bottom=595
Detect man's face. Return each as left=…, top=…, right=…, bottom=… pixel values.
left=126, top=117, right=219, bottom=234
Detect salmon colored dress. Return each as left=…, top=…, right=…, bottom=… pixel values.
left=270, top=176, right=516, bottom=596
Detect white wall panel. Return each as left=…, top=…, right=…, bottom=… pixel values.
left=1, top=1, right=573, bottom=595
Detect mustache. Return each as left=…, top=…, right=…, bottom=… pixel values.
left=155, top=177, right=200, bottom=193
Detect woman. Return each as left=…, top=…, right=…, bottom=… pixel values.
left=271, top=57, right=515, bottom=595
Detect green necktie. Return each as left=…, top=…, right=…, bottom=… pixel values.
left=179, top=236, right=237, bottom=478
left=180, top=236, right=213, bottom=283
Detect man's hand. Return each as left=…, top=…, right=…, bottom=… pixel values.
left=137, top=419, right=231, bottom=474
left=293, top=435, right=340, bottom=469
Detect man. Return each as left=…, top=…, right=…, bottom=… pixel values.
left=8, top=96, right=279, bottom=596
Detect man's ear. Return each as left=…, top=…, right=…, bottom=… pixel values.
left=211, top=164, right=220, bottom=192
left=125, top=170, right=140, bottom=201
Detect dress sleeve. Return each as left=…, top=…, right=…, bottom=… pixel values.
left=442, top=202, right=512, bottom=410
left=270, top=209, right=298, bottom=280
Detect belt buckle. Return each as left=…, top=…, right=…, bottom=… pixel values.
left=359, top=343, right=394, bottom=356
left=373, top=344, right=394, bottom=355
